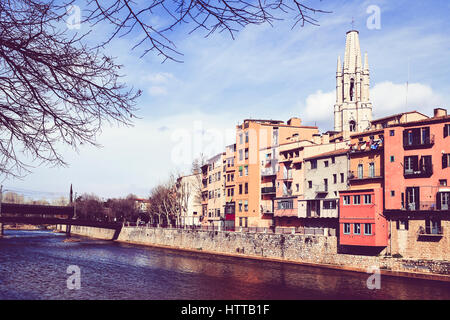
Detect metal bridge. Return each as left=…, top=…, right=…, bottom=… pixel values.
left=0, top=202, right=121, bottom=236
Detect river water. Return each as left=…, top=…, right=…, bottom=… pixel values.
left=0, top=230, right=448, bottom=300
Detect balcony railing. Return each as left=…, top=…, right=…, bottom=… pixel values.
left=348, top=170, right=383, bottom=181
left=404, top=165, right=433, bottom=178
left=261, top=167, right=277, bottom=176
left=403, top=201, right=450, bottom=211
left=260, top=205, right=274, bottom=215
left=261, top=186, right=276, bottom=194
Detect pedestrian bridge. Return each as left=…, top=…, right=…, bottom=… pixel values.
left=0, top=202, right=121, bottom=236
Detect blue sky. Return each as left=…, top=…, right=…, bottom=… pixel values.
left=3, top=0, right=450, bottom=200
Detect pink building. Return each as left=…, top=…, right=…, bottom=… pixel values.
left=383, top=108, right=450, bottom=260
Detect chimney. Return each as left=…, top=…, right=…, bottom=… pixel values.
left=287, top=117, right=302, bottom=126
left=312, top=134, right=321, bottom=144
left=321, top=134, right=330, bottom=144
left=434, top=108, right=447, bottom=118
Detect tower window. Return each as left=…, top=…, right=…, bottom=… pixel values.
left=350, top=79, right=355, bottom=101
left=349, top=120, right=356, bottom=132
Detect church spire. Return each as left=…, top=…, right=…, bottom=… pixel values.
left=334, top=30, right=373, bottom=133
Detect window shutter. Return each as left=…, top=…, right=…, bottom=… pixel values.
left=436, top=193, right=442, bottom=211
left=444, top=125, right=448, bottom=138
left=443, top=154, right=448, bottom=169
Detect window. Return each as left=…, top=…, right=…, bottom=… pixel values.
left=244, top=183, right=248, bottom=194
left=333, top=174, right=337, bottom=184
left=324, top=178, right=328, bottom=192
left=239, top=150, right=243, bottom=161
left=390, top=155, right=395, bottom=162
left=439, top=179, right=447, bottom=186
left=369, top=163, right=375, bottom=178
left=353, top=223, right=361, bottom=235
left=364, top=224, right=372, bottom=235
left=311, top=160, right=317, bottom=169
left=308, top=181, right=313, bottom=189
left=244, top=200, right=248, bottom=212
left=391, top=190, right=395, bottom=197
left=357, top=164, right=363, bottom=179
left=349, top=120, right=356, bottom=132
left=364, top=194, right=372, bottom=204
left=323, top=200, right=337, bottom=210
left=444, top=124, right=450, bottom=138
left=438, top=192, right=449, bottom=210
left=404, top=156, right=419, bottom=174
left=343, top=223, right=351, bottom=234
left=406, top=187, right=420, bottom=210
left=239, top=134, right=243, bottom=144
left=244, top=148, right=249, bottom=160
left=296, top=184, right=299, bottom=192
left=390, top=130, right=395, bottom=136
left=343, top=195, right=351, bottom=205
left=239, top=184, right=243, bottom=194
left=443, top=153, right=450, bottom=169
left=245, top=131, right=249, bottom=143
left=396, top=219, right=409, bottom=230
left=332, top=156, right=335, bottom=164
left=353, top=195, right=361, bottom=205
left=244, top=165, right=248, bottom=176
left=340, top=173, right=345, bottom=183
left=324, top=161, right=329, bottom=167
left=238, top=201, right=242, bottom=212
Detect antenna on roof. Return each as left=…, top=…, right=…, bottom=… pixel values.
left=406, top=58, right=410, bottom=108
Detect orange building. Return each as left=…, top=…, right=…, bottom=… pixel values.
left=234, top=118, right=318, bottom=228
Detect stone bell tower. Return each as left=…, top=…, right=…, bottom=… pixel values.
left=334, top=30, right=372, bottom=133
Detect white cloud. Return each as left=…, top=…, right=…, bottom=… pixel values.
left=148, top=86, right=168, bottom=96
left=371, top=81, right=445, bottom=117
left=143, top=72, right=174, bottom=84
left=302, top=89, right=335, bottom=122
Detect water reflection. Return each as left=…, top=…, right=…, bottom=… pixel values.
left=0, top=230, right=449, bottom=300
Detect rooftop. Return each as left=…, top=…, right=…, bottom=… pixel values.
left=304, top=148, right=349, bottom=161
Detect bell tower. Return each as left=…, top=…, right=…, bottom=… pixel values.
left=334, top=30, right=372, bottom=133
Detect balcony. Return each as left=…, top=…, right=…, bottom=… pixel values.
left=261, top=187, right=276, bottom=194
left=261, top=167, right=277, bottom=177
left=348, top=170, right=382, bottom=181
left=260, top=205, right=274, bottom=215
left=403, top=201, right=450, bottom=212
left=281, top=189, right=293, bottom=197
left=404, top=165, right=433, bottom=178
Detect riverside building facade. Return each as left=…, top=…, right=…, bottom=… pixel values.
left=189, top=29, right=449, bottom=260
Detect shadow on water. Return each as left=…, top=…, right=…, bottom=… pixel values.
left=0, top=230, right=449, bottom=300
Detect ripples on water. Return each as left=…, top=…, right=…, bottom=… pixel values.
left=0, top=230, right=449, bottom=300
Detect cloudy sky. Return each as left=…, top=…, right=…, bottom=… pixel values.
left=4, top=0, right=450, bottom=200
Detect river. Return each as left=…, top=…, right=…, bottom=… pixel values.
left=0, top=230, right=448, bottom=300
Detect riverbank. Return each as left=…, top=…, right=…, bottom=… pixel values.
left=4, top=223, right=49, bottom=231
left=55, top=224, right=450, bottom=282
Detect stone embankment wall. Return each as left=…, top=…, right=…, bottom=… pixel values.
left=117, top=226, right=450, bottom=278
left=54, top=225, right=450, bottom=279
left=56, top=224, right=116, bottom=240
